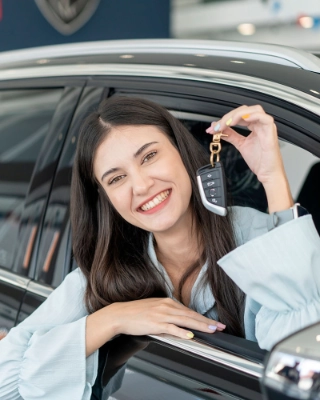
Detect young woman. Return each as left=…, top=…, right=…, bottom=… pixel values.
left=1, top=97, right=320, bottom=400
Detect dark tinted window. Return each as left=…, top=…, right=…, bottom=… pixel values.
left=0, top=89, right=63, bottom=270
left=34, top=87, right=104, bottom=287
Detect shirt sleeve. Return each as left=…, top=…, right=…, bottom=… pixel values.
left=218, top=214, right=320, bottom=350
left=0, top=268, right=99, bottom=400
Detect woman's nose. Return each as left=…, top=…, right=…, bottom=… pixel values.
left=131, top=172, right=154, bottom=196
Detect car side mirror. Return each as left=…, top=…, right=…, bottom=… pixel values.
left=262, top=322, right=320, bottom=400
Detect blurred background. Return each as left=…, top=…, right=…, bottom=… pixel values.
left=172, top=0, right=320, bottom=50
left=0, top=0, right=320, bottom=52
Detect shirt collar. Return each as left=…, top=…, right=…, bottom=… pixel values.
left=147, top=234, right=215, bottom=314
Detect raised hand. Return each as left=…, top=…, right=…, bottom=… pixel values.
left=206, top=105, right=293, bottom=212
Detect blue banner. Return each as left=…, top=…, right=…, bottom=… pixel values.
left=0, top=0, right=170, bottom=52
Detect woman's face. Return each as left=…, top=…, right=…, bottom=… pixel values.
left=93, top=125, right=193, bottom=234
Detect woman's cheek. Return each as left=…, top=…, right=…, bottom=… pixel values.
left=151, top=160, right=173, bottom=179
left=112, top=186, right=132, bottom=216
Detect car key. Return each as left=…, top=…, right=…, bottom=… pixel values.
left=197, top=133, right=228, bottom=216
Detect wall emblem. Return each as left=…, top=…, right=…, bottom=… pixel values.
left=34, top=0, right=100, bottom=35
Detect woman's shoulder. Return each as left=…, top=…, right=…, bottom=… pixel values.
left=65, top=266, right=88, bottom=288
left=46, top=267, right=88, bottom=312
left=229, top=206, right=270, bottom=246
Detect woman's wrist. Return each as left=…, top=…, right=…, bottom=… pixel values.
left=262, top=174, right=294, bottom=214
left=85, top=305, right=120, bottom=357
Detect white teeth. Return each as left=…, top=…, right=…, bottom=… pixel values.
left=140, top=190, right=170, bottom=211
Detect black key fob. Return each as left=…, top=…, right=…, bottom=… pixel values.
left=196, top=162, right=227, bottom=216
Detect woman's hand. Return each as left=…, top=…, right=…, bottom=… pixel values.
left=86, top=297, right=225, bottom=357
left=0, top=329, right=8, bottom=340
left=206, top=105, right=293, bottom=212
left=107, top=297, right=225, bottom=338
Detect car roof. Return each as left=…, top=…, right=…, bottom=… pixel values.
left=1, top=39, right=320, bottom=117
left=0, top=39, right=320, bottom=72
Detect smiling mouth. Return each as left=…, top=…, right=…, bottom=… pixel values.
left=139, top=190, right=171, bottom=211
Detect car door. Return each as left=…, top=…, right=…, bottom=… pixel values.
left=0, top=85, right=63, bottom=335
left=14, top=71, right=320, bottom=400
left=15, top=85, right=103, bottom=323
left=0, top=78, right=85, bottom=334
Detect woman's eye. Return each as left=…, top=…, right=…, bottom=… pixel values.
left=142, top=151, right=157, bottom=164
left=109, top=175, right=125, bottom=185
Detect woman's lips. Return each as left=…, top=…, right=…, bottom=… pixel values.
left=137, top=189, right=172, bottom=215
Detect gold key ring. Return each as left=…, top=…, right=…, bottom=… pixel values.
left=210, top=133, right=228, bottom=167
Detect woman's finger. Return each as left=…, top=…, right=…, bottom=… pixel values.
left=206, top=105, right=268, bottom=133
left=165, top=314, right=223, bottom=333
left=169, top=308, right=226, bottom=331
left=166, top=311, right=226, bottom=332
left=215, top=126, right=246, bottom=150
left=159, top=299, right=226, bottom=330
left=0, top=329, right=8, bottom=340
left=163, top=323, right=195, bottom=340
left=219, top=105, right=267, bottom=131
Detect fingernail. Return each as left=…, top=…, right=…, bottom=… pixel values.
left=214, top=123, right=221, bottom=132
left=208, top=325, right=217, bottom=332
left=226, top=118, right=232, bottom=126
left=217, top=322, right=226, bottom=329
left=186, top=332, right=194, bottom=339
left=242, top=114, right=250, bottom=119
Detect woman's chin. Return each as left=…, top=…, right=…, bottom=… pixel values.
left=146, top=216, right=183, bottom=235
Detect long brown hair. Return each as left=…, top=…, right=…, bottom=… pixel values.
left=71, top=96, right=244, bottom=337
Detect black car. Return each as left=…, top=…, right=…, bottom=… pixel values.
left=1, top=39, right=320, bottom=400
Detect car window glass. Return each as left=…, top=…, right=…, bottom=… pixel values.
left=280, top=139, right=320, bottom=233
left=0, top=89, right=63, bottom=271
left=34, top=87, right=104, bottom=287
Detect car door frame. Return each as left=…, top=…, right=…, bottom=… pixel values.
left=0, top=76, right=86, bottom=332
left=11, top=69, right=320, bottom=399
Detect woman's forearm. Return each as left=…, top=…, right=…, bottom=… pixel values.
left=263, top=174, right=294, bottom=213
left=85, top=306, right=118, bottom=357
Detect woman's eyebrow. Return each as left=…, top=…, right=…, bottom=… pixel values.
left=133, top=141, right=158, bottom=158
left=101, top=167, right=119, bottom=181
left=101, top=142, right=159, bottom=181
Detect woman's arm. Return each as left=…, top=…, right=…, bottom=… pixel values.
left=218, top=212, right=320, bottom=350
left=0, top=268, right=98, bottom=400
left=208, top=106, right=320, bottom=349
left=0, top=268, right=225, bottom=399
left=85, top=297, right=226, bottom=357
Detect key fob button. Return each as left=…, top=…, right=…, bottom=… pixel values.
left=204, top=178, right=220, bottom=188
left=210, top=188, right=218, bottom=197
left=210, top=198, right=222, bottom=205
left=205, top=187, right=221, bottom=198
left=200, top=170, right=220, bottom=183
left=197, top=162, right=227, bottom=216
